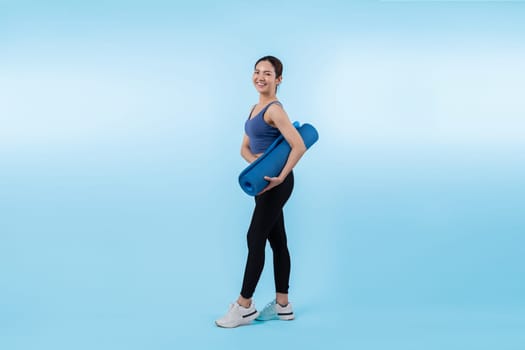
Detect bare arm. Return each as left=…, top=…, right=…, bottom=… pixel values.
left=259, top=104, right=307, bottom=194
left=240, top=134, right=259, bottom=163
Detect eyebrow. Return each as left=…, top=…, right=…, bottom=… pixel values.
left=254, top=69, right=274, bottom=73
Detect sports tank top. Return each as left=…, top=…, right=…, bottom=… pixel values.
left=244, top=101, right=282, bottom=154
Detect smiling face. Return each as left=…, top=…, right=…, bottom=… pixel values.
left=253, top=60, right=282, bottom=95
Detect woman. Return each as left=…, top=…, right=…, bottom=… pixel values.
left=215, top=56, right=307, bottom=328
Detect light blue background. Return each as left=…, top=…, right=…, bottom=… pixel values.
left=1, top=1, right=524, bottom=349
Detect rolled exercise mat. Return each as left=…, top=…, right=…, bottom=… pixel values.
left=239, top=122, right=319, bottom=196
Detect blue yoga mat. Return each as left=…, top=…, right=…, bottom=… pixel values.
left=238, top=122, right=319, bottom=196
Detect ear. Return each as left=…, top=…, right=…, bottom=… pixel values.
left=276, top=76, right=283, bottom=85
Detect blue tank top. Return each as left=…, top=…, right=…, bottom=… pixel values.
left=244, top=101, right=282, bottom=154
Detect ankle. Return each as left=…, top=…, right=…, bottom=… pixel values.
left=276, top=293, right=288, bottom=306
left=237, top=296, right=252, bottom=308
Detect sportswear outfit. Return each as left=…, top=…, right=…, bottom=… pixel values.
left=215, top=101, right=295, bottom=328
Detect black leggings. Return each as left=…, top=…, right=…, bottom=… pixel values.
left=240, top=171, right=294, bottom=299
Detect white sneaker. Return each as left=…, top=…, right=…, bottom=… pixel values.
left=255, top=300, right=294, bottom=321
left=215, top=302, right=260, bottom=328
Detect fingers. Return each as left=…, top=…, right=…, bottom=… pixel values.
left=258, top=176, right=281, bottom=195
left=258, top=179, right=274, bottom=195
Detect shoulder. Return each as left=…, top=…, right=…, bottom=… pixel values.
left=267, top=101, right=286, bottom=115
left=267, top=101, right=287, bottom=118
left=265, top=101, right=289, bottom=126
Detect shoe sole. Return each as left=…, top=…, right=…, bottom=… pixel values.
left=256, top=313, right=295, bottom=321
left=216, top=311, right=260, bottom=328
left=279, top=314, right=294, bottom=321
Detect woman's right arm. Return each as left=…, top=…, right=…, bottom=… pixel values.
left=241, top=134, right=258, bottom=163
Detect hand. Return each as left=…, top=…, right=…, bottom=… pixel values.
left=258, top=176, right=284, bottom=195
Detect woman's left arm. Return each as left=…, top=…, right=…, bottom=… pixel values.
left=259, top=105, right=307, bottom=194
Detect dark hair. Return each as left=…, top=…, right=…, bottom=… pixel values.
left=254, top=55, right=283, bottom=79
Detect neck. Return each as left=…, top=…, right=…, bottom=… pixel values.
left=258, top=93, right=278, bottom=105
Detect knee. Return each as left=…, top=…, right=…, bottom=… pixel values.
left=269, top=239, right=288, bottom=253
left=247, top=233, right=266, bottom=252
